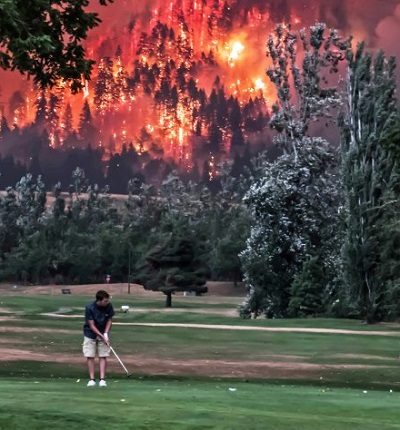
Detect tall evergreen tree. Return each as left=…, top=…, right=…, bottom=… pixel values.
left=94, top=57, right=116, bottom=112
left=48, top=93, right=61, bottom=146
left=8, top=91, right=26, bottom=125
left=78, top=99, right=97, bottom=144
left=34, top=91, right=47, bottom=127
left=63, top=103, right=74, bottom=139
left=133, top=227, right=209, bottom=307
left=0, top=114, right=10, bottom=142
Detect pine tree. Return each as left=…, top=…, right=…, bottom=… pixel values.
left=34, top=91, right=47, bottom=127
left=219, top=1, right=232, bottom=32
left=62, top=103, right=74, bottom=139
left=48, top=93, right=61, bottom=146
left=133, top=227, right=209, bottom=307
left=0, top=114, right=11, bottom=142
left=94, top=57, right=116, bottom=113
left=114, top=57, right=128, bottom=103
left=78, top=100, right=97, bottom=144
left=8, top=91, right=26, bottom=126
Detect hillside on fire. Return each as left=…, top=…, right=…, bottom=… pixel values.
left=0, top=0, right=398, bottom=191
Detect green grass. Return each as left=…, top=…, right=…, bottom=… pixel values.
left=1, top=378, right=400, bottom=430
left=2, top=294, right=400, bottom=428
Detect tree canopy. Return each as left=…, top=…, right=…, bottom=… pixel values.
left=0, top=0, right=113, bottom=92
left=240, top=23, right=348, bottom=318
left=133, top=232, right=209, bottom=307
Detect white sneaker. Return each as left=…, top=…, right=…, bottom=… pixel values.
left=99, top=379, right=107, bottom=387
left=87, top=379, right=96, bottom=387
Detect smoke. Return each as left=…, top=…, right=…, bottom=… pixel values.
left=89, top=0, right=397, bottom=36
left=89, top=0, right=156, bottom=30
left=365, top=1, right=400, bottom=88
left=84, top=0, right=400, bottom=62
left=376, top=3, right=400, bottom=57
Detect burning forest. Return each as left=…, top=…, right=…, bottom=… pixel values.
left=0, top=0, right=398, bottom=188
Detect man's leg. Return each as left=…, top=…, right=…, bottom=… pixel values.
left=99, top=357, right=107, bottom=380
left=83, top=337, right=97, bottom=385
left=98, top=340, right=110, bottom=386
left=87, top=357, right=95, bottom=380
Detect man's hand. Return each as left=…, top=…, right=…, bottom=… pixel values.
left=103, top=332, right=110, bottom=345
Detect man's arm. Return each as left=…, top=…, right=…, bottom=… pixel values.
left=104, top=304, right=114, bottom=341
left=103, top=319, right=112, bottom=344
left=104, top=319, right=112, bottom=335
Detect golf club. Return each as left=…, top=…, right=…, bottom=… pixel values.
left=110, top=345, right=131, bottom=377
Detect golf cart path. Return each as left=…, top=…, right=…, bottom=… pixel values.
left=113, top=322, right=400, bottom=336
left=3, top=309, right=400, bottom=336
left=36, top=313, right=400, bottom=336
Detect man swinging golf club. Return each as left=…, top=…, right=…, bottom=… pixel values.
left=83, top=290, right=115, bottom=387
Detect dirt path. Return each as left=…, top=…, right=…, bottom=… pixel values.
left=0, top=346, right=395, bottom=379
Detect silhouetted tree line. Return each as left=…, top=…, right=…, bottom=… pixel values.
left=0, top=122, right=263, bottom=194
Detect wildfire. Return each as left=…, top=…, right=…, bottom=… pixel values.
left=227, top=41, right=245, bottom=67
left=254, top=79, right=265, bottom=91
left=2, top=0, right=314, bottom=169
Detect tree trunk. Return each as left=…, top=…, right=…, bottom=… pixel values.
left=165, top=292, right=172, bottom=307
left=233, top=270, right=240, bottom=286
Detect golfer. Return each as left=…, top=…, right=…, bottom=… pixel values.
left=83, top=290, right=115, bottom=387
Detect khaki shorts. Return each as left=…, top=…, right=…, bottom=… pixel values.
left=82, top=336, right=111, bottom=358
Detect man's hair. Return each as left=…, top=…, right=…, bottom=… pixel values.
left=96, top=290, right=110, bottom=301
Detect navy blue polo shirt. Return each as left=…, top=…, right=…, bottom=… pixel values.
left=83, top=301, right=115, bottom=339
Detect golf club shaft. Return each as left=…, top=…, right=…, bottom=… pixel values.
left=110, top=345, right=130, bottom=375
